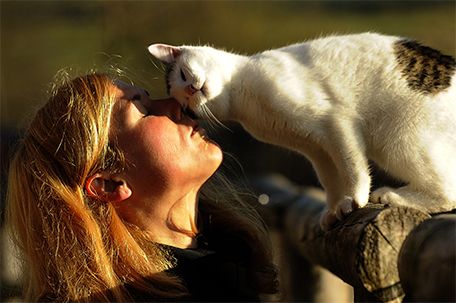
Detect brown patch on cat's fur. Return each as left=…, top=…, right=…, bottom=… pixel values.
left=394, top=39, right=455, bottom=94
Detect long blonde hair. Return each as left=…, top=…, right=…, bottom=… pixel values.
left=5, top=72, right=276, bottom=302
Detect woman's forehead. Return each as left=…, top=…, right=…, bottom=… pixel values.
left=109, top=82, right=134, bottom=126
left=111, top=80, right=134, bottom=97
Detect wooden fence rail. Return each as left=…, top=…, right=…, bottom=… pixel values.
left=399, top=214, right=456, bottom=302
left=251, top=175, right=456, bottom=303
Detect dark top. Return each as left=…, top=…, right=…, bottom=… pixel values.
left=39, top=214, right=271, bottom=302
left=168, top=245, right=260, bottom=302
left=39, top=243, right=261, bottom=303
left=127, top=238, right=262, bottom=302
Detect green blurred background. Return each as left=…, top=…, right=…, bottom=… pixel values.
left=1, top=0, right=455, bottom=131
left=0, top=1, right=455, bottom=300
left=2, top=0, right=454, bottom=193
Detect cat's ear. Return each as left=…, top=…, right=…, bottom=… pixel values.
left=148, top=43, right=181, bottom=63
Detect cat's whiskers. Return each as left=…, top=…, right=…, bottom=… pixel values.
left=200, top=103, right=232, bottom=133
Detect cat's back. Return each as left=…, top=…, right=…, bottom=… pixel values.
left=248, top=33, right=400, bottom=111
left=281, top=33, right=399, bottom=73
left=252, top=33, right=399, bottom=95
left=258, top=33, right=454, bottom=102
left=306, top=32, right=396, bottom=53
left=263, top=33, right=397, bottom=64
left=263, top=32, right=455, bottom=90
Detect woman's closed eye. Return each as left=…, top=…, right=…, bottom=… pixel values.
left=132, top=94, right=142, bottom=101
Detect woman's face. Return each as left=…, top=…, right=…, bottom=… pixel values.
left=110, top=80, right=223, bottom=205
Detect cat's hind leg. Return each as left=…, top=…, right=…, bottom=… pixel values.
left=371, top=127, right=456, bottom=214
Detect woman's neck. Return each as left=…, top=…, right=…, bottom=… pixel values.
left=115, top=191, right=199, bottom=249
left=146, top=229, right=198, bottom=249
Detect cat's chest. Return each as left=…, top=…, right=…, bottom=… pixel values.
left=232, top=63, right=331, bottom=146
left=235, top=97, right=325, bottom=152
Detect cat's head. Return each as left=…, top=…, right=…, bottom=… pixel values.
left=148, top=43, right=232, bottom=120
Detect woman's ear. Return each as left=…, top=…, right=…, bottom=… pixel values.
left=85, top=173, right=132, bottom=203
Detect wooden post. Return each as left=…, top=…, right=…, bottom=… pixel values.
left=398, top=214, right=456, bottom=302
left=251, top=175, right=353, bottom=302
left=282, top=192, right=431, bottom=302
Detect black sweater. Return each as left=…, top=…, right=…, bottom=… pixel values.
left=127, top=244, right=262, bottom=302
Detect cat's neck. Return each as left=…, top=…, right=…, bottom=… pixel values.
left=228, top=55, right=278, bottom=123
left=206, top=49, right=250, bottom=119
left=216, top=49, right=249, bottom=81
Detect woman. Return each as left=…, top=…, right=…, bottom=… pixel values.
left=5, top=72, right=277, bottom=302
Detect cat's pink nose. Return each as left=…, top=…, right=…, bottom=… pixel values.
left=185, top=84, right=198, bottom=96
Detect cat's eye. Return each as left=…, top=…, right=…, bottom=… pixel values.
left=180, top=69, right=187, bottom=82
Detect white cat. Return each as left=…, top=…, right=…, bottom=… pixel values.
left=148, top=32, right=456, bottom=230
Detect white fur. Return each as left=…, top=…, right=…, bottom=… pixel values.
left=149, top=33, right=456, bottom=230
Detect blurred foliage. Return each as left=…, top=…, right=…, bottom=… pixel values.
left=1, top=0, right=455, bottom=130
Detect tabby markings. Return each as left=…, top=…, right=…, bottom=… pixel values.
left=394, top=39, right=455, bottom=94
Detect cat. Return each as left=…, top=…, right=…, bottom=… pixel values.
left=148, top=32, right=456, bottom=230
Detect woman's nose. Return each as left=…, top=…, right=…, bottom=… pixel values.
left=155, top=98, right=183, bottom=120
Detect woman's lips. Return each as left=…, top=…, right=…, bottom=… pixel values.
left=191, top=125, right=207, bottom=139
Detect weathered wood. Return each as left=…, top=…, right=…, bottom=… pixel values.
left=283, top=193, right=430, bottom=302
left=398, top=214, right=456, bottom=302
left=251, top=175, right=353, bottom=303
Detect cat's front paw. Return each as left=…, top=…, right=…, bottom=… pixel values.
left=319, top=209, right=339, bottom=231
left=320, top=195, right=368, bottom=230
left=335, top=196, right=360, bottom=220
left=319, top=196, right=360, bottom=231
